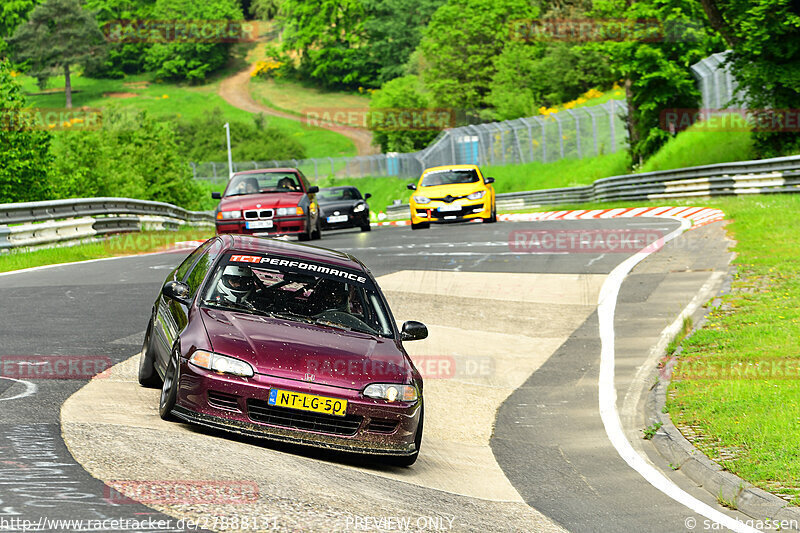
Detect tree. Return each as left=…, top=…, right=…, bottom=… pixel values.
left=83, top=0, right=153, bottom=78
left=361, top=0, right=446, bottom=85
left=0, top=0, right=40, bottom=57
left=0, top=58, right=53, bottom=203
left=368, top=75, right=439, bottom=152
left=279, top=0, right=372, bottom=89
left=9, top=0, right=106, bottom=108
left=250, top=0, right=282, bottom=20
left=698, top=0, right=800, bottom=157
left=591, top=0, right=723, bottom=165
left=145, top=0, right=244, bottom=82
left=416, top=0, right=538, bottom=110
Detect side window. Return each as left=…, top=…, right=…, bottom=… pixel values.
left=185, top=240, right=222, bottom=296
left=298, top=173, right=310, bottom=192
left=175, top=239, right=213, bottom=281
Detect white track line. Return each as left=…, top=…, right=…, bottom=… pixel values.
left=0, top=377, right=37, bottom=401
left=597, top=215, right=757, bottom=533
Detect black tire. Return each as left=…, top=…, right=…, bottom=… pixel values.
left=311, top=217, right=322, bottom=240
left=138, top=321, right=162, bottom=388
left=411, top=221, right=429, bottom=230
left=484, top=203, right=497, bottom=223
left=159, top=351, right=180, bottom=421
left=386, top=405, right=423, bottom=467
left=298, top=216, right=312, bottom=241
left=360, top=223, right=372, bottom=232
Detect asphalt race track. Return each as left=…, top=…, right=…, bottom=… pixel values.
left=0, top=218, right=758, bottom=532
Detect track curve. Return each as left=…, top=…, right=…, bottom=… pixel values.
left=0, top=219, right=755, bottom=532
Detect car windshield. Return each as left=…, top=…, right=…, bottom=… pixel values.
left=318, top=188, right=360, bottom=202
left=201, top=253, right=394, bottom=337
left=420, top=169, right=479, bottom=187
left=224, top=173, right=301, bottom=197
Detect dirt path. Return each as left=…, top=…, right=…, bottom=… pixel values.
left=218, top=68, right=378, bottom=157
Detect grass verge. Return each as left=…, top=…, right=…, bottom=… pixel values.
left=0, top=228, right=213, bottom=273
left=21, top=73, right=356, bottom=159
left=511, top=193, right=800, bottom=506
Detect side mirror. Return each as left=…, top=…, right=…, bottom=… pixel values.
left=211, top=192, right=222, bottom=199
left=400, top=320, right=428, bottom=341
left=162, top=281, right=191, bottom=306
left=307, top=186, right=320, bottom=194
left=484, top=177, right=495, bottom=184
left=407, top=184, right=417, bottom=191
left=364, top=193, right=372, bottom=200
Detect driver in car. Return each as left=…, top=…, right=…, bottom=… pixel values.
left=213, top=265, right=258, bottom=307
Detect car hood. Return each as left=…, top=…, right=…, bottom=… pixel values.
left=417, top=182, right=485, bottom=198
left=200, top=307, right=410, bottom=389
left=218, top=192, right=305, bottom=211
left=319, top=200, right=361, bottom=213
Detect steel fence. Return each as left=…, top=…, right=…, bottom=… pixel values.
left=690, top=50, right=743, bottom=110
left=190, top=100, right=629, bottom=181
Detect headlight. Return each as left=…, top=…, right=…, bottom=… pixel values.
left=413, top=196, right=431, bottom=204
left=216, top=210, right=241, bottom=220
left=189, top=350, right=254, bottom=378
left=363, top=383, right=418, bottom=403
left=467, top=191, right=486, bottom=200
left=276, top=206, right=303, bottom=216
left=353, top=203, right=366, bottom=213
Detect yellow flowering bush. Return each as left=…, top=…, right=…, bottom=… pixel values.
left=251, top=59, right=284, bottom=78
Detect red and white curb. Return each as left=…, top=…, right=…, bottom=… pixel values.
left=372, top=206, right=726, bottom=229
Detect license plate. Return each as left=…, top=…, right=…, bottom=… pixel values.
left=268, top=389, right=347, bottom=417
left=326, top=214, right=348, bottom=223
left=245, top=220, right=273, bottom=230
left=438, top=205, right=461, bottom=212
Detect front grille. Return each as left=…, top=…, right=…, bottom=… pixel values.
left=208, top=390, right=241, bottom=411
left=430, top=206, right=482, bottom=219
left=366, top=418, right=399, bottom=434
left=246, top=399, right=363, bottom=436
left=244, top=209, right=274, bottom=220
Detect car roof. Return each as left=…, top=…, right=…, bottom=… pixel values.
left=422, top=164, right=479, bottom=175
left=220, top=235, right=367, bottom=271
left=233, top=168, right=300, bottom=175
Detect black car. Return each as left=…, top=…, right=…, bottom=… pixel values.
left=317, top=187, right=371, bottom=232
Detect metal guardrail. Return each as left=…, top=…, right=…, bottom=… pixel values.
left=386, top=154, right=800, bottom=220
left=0, top=197, right=214, bottom=251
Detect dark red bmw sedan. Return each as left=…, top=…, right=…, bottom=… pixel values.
left=138, top=235, right=428, bottom=465
left=212, top=168, right=323, bottom=241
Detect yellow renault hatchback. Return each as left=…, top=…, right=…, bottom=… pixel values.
left=407, top=165, right=496, bottom=230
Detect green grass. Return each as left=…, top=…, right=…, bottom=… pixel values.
left=20, top=72, right=356, bottom=159
left=510, top=193, right=800, bottom=506
left=250, top=76, right=371, bottom=118
left=663, top=194, right=800, bottom=505
left=639, top=114, right=755, bottom=173
left=0, top=227, right=214, bottom=273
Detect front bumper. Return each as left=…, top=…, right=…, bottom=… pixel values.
left=215, top=216, right=307, bottom=236
left=410, top=200, right=491, bottom=224
left=320, top=211, right=369, bottom=230
left=174, top=360, right=421, bottom=456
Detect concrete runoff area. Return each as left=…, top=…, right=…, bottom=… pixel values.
left=62, top=271, right=602, bottom=532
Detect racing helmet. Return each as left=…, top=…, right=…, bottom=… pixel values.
left=217, top=265, right=254, bottom=303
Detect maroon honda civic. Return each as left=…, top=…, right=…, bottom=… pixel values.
left=138, top=235, right=428, bottom=465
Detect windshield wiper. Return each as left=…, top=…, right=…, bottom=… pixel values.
left=202, top=300, right=271, bottom=317
left=271, top=311, right=315, bottom=324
